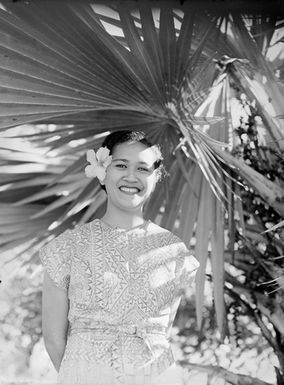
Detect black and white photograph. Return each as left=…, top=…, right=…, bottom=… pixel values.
left=0, top=0, right=284, bottom=384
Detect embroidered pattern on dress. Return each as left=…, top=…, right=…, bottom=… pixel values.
left=40, top=219, right=200, bottom=385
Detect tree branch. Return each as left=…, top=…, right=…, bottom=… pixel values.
left=225, top=286, right=284, bottom=375
left=178, top=361, right=273, bottom=385
left=225, top=273, right=284, bottom=335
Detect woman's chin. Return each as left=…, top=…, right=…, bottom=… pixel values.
left=118, top=198, right=146, bottom=211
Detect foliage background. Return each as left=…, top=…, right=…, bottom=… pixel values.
left=0, top=1, right=284, bottom=384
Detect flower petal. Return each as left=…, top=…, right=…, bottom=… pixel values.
left=86, top=149, right=98, bottom=165
left=103, top=156, right=112, bottom=168
left=96, top=167, right=106, bottom=182
left=85, top=165, right=98, bottom=178
left=85, top=147, right=110, bottom=182
left=96, top=147, right=110, bottom=163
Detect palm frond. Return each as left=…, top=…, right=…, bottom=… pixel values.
left=0, top=2, right=283, bottom=334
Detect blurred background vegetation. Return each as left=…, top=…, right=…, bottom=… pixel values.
left=0, top=1, right=284, bottom=384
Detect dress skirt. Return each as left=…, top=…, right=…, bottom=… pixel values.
left=57, top=332, right=187, bottom=385
left=58, top=362, right=186, bottom=385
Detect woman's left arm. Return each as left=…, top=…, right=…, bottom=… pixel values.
left=42, top=271, right=69, bottom=372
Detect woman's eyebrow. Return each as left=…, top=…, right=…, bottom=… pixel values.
left=112, top=158, right=151, bottom=166
left=112, top=158, right=129, bottom=162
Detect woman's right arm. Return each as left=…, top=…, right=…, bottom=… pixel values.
left=42, top=271, right=69, bottom=372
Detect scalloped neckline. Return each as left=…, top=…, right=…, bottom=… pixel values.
left=98, top=218, right=150, bottom=233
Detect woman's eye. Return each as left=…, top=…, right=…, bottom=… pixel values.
left=138, top=167, right=150, bottom=172
left=115, top=164, right=127, bottom=169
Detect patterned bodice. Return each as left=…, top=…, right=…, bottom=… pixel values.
left=40, top=219, right=199, bottom=384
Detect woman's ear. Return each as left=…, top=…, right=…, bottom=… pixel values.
left=154, top=168, right=161, bottom=184
left=149, top=171, right=159, bottom=194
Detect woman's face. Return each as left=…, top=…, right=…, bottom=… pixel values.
left=103, top=141, right=159, bottom=212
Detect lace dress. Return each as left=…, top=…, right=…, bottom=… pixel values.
left=40, top=219, right=199, bottom=385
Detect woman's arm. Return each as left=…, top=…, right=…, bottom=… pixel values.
left=42, top=271, right=69, bottom=372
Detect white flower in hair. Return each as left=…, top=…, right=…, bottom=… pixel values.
left=85, top=147, right=112, bottom=183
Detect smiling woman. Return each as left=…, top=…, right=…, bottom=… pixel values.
left=40, top=130, right=200, bottom=385
left=101, top=132, right=163, bottom=226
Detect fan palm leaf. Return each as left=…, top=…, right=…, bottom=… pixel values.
left=0, top=2, right=283, bottom=334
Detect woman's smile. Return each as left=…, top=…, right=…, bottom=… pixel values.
left=119, top=186, right=142, bottom=195
left=103, top=141, right=159, bottom=212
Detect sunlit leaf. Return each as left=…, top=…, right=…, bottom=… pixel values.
left=0, top=2, right=283, bottom=335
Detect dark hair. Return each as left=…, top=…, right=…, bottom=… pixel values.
left=100, top=130, right=165, bottom=190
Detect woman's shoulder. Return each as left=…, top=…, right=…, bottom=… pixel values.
left=69, top=221, right=97, bottom=247
left=46, top=221, right=92, bottom=246
left=69, top=219, right=101, bottom=236
left=147, top=221, right=169, bottom=233
left=147, top=221, right=173, bottom=239
left=147, top=221, right=183, bottom=244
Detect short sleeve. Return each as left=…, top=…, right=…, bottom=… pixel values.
left=178, top=254, right=200, bottom=289
left=170, top=234, right=200, bottom=290
left=39, top=229, right=75, bottom=290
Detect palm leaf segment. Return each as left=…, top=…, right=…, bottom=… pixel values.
left=1, top=3, right=283, bottom=334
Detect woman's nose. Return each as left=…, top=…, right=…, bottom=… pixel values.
left=124, top=167, right=138, bottom=181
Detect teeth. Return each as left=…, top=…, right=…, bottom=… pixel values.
left=120, top=187, right=140, bottom=193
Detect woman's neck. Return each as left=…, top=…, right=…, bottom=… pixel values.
left=101, top=207, right=145, bottom=230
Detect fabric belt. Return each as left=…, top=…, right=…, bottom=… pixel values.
left=70, top=321, right=167, bottom=338
left=69, top=321, right=174, bottom=384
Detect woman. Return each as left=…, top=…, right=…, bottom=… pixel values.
left=40, top=130, right=200, bottom=385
